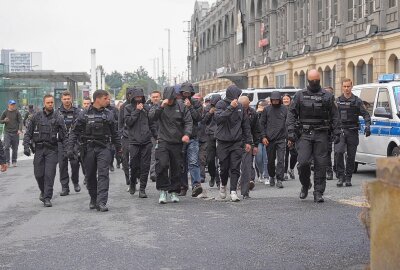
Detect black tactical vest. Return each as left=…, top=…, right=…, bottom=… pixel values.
left=59, top=107, right=78, bottom=130
left=84, top=111, right=112, bottom=140
left=299, top=91, right=330, bottom=126
left=336, top=96, right=360, bottom=127
left=32, top=113, right=59, bottom=144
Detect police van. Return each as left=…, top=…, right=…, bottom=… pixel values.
left=241, top=87, right=301, bottom=108
left=352, top=74, right=400, bottom=171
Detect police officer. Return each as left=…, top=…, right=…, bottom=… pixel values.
left=287, top=70, right=341, bottom=203
left=335, top=78, right=371, bottom=187
left=106, top=99, right=119, bottom=172
left=68, top=90, right=121, bottom=212
left=0, top=140, right=8, bottom=172
left=214, top=85, right=252, bottom=202
left=23, top=94, right=67, bottom=207
left=58, top=90, right=81, bottom=196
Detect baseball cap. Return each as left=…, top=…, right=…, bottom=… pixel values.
left=8, top=100, right=16, bottom=105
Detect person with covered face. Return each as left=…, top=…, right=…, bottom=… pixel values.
left=282, top=94, right=297, bottom=180
left=178, top=82, right=204, bottom=197
left=124, top=88, right=157, bottom=198
left=287, top=70, right=341, bottom=203
left=260, top=91, right=287, bottom=189
left=238, top=95, right=261, bottom=199
left=202, top=94, right=222, bottom=188
left=149, top=86, right=193, bottom=204
left=214, top=85, right=252, bottom=202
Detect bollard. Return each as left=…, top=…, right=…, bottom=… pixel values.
left=364, top=158, right=400, bottom=269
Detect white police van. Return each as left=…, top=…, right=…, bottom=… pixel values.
left=352, top=74, right=400, bottom=171
left=241, top=87, right=301, bottom=108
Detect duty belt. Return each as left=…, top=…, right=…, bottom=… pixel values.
left=35, top=142, right=57, bottom=150
left=86, top=139, right=110, bottom=148
left=301, top=124, right=329, bottom=132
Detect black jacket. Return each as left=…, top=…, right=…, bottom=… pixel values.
left=244, top=106, right=261, bottom=146
left=214, top=86, right=252, bottom=144
left=124, top=88, right=157, bottom=145
left=185, top=98, right=203, bottom=139
left=58, top=105, right=81, bottom=131
left=202, top=94, right=221, bottom=136
left=149, top=87, right=193, bottom=144
left=119, top=101, right=129, bottom=138
left=260, top=104, right=288, bottom=141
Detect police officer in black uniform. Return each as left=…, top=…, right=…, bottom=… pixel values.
left=68, top=90, right=121, bottom=212
left=106, top=99, right=119, bottom=172
left=287, top=70, right=341, bottom=203
left=23, top=94, right=67, bottom=207
left=335, top=78, right=371, bottom=187
left=58, top=91, right=81, bottom=196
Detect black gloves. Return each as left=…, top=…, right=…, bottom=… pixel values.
left=24, top=148, right=31, bottom=157
left=365, top=126, right=371, bottom=137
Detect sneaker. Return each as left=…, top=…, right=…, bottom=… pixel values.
left=139, top=190, right=148, bottom=198
left=284, top=173, right=288, bottom=180
left=242, top=194, right=251, bottom=200
left=116, top=164, right=121, bottom=169
left=39, top=192, right=44, bottom=203
left=209, top=177, right=215, bottom=187
left=89, top=198, right=96, bottom=210
left=270, top=177, right=276, bottom=187
left=170, top=192, right=180, bottom=203
left=74, top=183, right=81, bottom=193
left=129, top=182, right=136, bottom=195
left=276, top=180, right=284, bottom=189
left=178, top=188, right=187, bottom=196
left=219, top=185, right=227, bottom=199
left=12, top=162, right=17, bottom=167
left=230, top=191, right=240, bottom=202
left=264, top=178, right=270, bottom=185
left=60, top=189, right=69, bottom=196
left=192, top=184, right=203, bottom=197
left=258, top=177, right=264, bottom=183
left=326, top=170, right=334, bottom=180
left=43, top=199, right=52, bottom=207
left=249, top=181, right=255, bottom=191
left=126, top=186, right=131, bottom=192
left=159, top=191, right=167, bottom=204
left=109, top=165, right=115, bottom=172
left=288, top=169, right=295, bottom=179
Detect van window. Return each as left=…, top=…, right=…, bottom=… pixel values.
left=242, top=93, right=254, bottom=102
left=359, top=87, right=377, bottom=116
left=376, top=88, right=391, bottom=114
left=258, top=92, right=271, bottom=100
left=394, top=86, right=400, bottom=112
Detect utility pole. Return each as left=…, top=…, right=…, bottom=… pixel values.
left=184, top=20, right=191, bottom=82
left=160, top=48, right=165, bottom=86
left=165, top=28, right=171, bottom=86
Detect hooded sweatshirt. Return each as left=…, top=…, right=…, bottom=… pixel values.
left=202, top=94, right=221, bottom=136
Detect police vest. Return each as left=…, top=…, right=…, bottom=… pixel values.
left=84, top=111, right=112, bottom=140
left=336, top=97, right=360, bottom=127
left=299, top=91, right=330, bottom=126
left=32, top=113, right=59, bottom=144
left=60, top=110, right=77, bottom=130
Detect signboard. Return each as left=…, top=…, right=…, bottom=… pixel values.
left=236, top=10, right=243, bottom=45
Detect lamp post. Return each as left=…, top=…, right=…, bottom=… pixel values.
left=165, top=28, right=171, bottom=86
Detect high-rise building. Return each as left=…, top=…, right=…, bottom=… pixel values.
left=8, top=51, right=42, bottom=72
left=1, top=49, right=15, bottom=72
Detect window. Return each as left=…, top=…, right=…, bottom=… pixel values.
left=376, top=88, right=391, bottom=114
left=276, top=74, right=286, bottom=88
left=359, top=87, right=377, bottom=115
left=348, top=0, right=354, bottom=21
left=332, top=0, right=338, bottom=26
left=318, top=0, right=323, bottom=32
left=393, top=86, right=400, bottom=113
left=258, top=92, right=271, bottom=100
left=389, top=0, right=396, bottom=8
left=294, top=2, right=298, bottom=39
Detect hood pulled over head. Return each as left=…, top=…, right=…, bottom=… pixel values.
left=210, top=94, right=222, bottom=106
left=225, top=85, right=242, bottom=102
left=131, top=88, right=146, bottom=104
left=163, top=86, right=177, bottom=101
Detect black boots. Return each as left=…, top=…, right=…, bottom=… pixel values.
left=129, top=182, right=136, bottom=195
left=313, top=192, right=325, bottom=203
left=43, top=199, right=52, bottom=207
left=299, top=185, right=309, bottom=199
left=337, top=177, right=344, bottom=187
left=60, top=189, right=69, bottom=196
left=139, top=190, right=148, bottom=198
left=74, top=183, right=81, bottom=192
left=89, top=198, right=96, bottom=210
left=97, top=204, right=109, bottom=212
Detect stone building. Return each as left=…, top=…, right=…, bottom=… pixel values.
left=190, top=0, right=400, bottom=96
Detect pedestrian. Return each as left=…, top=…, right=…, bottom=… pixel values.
left=58, top=91, right=82, bottom=196
left=254, top=100, right=269, bottom=183
left=23, top=95, right=67, bottom=207
left=202, top=94, right=221, bottom=188
left=260, top=91, right=287, bottom=189
left=106, top=100, right=119, bottom=172
left=68, top=90, right=122, bottom=212
left=282, top=94, right=297, bottom=180
left=194, top=94, right=208, bottom=184
left=82, top=97, right=91, bottom=110
left=147, top=90, right=161, bottom=183
left=0, top=139, right=8, bottom=172
left=23, top=104, right=35, bottom=128
left=178, top=83, right=203, bottom=197
left=335, top=78, right=371, bottom=187
left=124, top=87, right=157, bottom=198
left=214, top=85, right=252, bottom=202
left=287, top=69, right=341, bottom=203
left=238, top=95, right=261, bottom=199
left=119, top=88, right=135, bottom=191
left=0, top=100, right=23, bottom=167
left=324, top=86, right=335, bottom=180
left=149, top=86, right=193, bottom=204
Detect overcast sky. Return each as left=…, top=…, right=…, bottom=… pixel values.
left=0, top=0, right=215, bottom=79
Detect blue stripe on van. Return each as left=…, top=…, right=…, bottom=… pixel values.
left=359, top=119, right=400, bottom=136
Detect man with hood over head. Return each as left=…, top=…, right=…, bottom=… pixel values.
left=260, top=91, right=287, bottom=189
left=124, top=88, right=156, bottom=198
left=149, top=86, right=193, bottom=204
left=214, top=85, right=252, bottom=202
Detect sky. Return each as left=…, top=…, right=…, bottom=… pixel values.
left=0, top=0, right=215, bottom=79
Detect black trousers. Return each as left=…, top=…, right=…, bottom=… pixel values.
left=267, top=139, right=286, bottom=181
left=284, top=145, right=298, bottom=172
left=335, top=129, right=359, bottom=181
left=58, top=143, right=80, bottom=189
left=121, top=137, right=130, bottom=185
left=129, top=142, right=152, bottom=190
left=84, top=145, right=112, bottom=205
left=155, top=141, right=183, bottom=193
left=217, top=141, right=243, bottom=192
left=206, top=136, right=220, bottom=183
left=296, top=130, right=329, bottom=195
left=33, top=146, right=58, bottom=200
left=199, top=141, right=207, bottom=181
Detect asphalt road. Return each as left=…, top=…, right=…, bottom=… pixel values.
left=0, top=156, right=374, bottom=270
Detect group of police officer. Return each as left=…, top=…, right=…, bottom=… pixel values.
left=19, top=68, right=371, bottom=210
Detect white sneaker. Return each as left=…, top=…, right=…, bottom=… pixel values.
left=126, top=186, right=131, bottom=192
left=219, top=185, right=227, bottom=199
left=284, top=173, right=289, bottom=180
left=264, top=177, right=270, bottom=185
left=230, top=191, right=240, bottom=202
left=257, top=177, right=264, bottom=183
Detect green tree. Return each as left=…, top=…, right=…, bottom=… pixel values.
left=105, top=71, right=123, bottom=89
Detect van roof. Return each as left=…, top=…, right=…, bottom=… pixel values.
left=353, top=82, right=400, bottom=89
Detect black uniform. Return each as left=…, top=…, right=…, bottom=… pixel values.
left=23, top=108, right=67, bottom=204
left=287, top=85, right=340, bottom=202
left=214, top=85, right=252, bottom=193
left=335, top=94, right=371, bottom=186
left=149, top=87, right=193, bottom=193
left=124, top=88, right=157, bottom=194
left=106, top=105, right=119, bottom=171
left=68, top=105, right=121, bottom=209
left=202, top=94, right=221, bottom=187
left=58, top=105, right=81, bottom=193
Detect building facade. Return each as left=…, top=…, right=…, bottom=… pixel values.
left=8, top=51, right=42, bottom=72
left=190, top=0, right=400, bottom=96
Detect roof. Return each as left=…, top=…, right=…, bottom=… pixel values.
left=0, top=71, right=91, bottom=82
